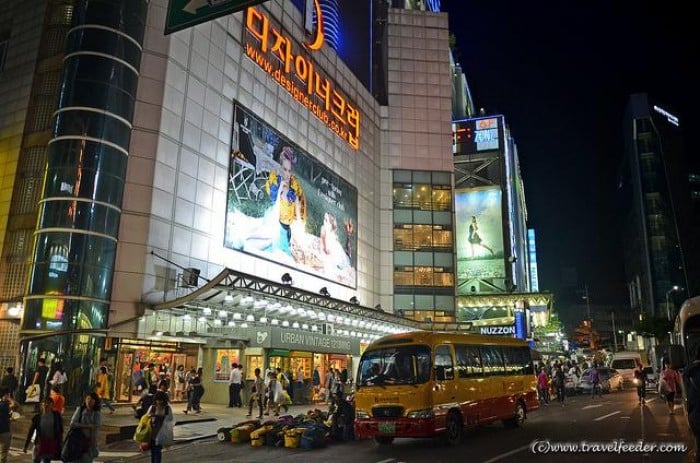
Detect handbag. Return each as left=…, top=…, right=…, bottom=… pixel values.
left=25, top=384, right=41, bottom=403
left=133, top=414, right=152, bottom=443
left=61, top=428, right=87, bottom=462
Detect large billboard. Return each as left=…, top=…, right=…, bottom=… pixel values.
left=455, top=186, right=505, bottom=293
left=452, top=116, right=503, bottom=155
left=224, top=101, right=358, bottom=287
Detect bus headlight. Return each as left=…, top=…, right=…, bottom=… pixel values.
left=355, top=410, right=370, bottom=419
left=407, top=408, right=434, bottom=419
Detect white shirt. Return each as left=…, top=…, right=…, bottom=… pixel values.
left=229, top=368, right=242, bottom=384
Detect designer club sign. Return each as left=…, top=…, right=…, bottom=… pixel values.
left=243, top=6, right=361, bottom=150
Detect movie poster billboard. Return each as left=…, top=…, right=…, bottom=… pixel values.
left=224, top=101, right=358, bottom=287
left=455, top=186, right=505, bottom=293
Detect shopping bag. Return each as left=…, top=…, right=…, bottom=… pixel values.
left=133, top=414, right=152, bottom=443
left=61, top=428, right=87, bottom=462
left=25, top=384, right=40, bottom=403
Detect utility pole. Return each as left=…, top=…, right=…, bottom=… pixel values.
left=584, top=283, right=593, bottom=349
left=611, top=311, right=617, bottom=353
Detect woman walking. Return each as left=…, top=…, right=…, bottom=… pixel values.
left=661, top=361, right=682, bottom=414
left=147, top=391, right=174, bottom=463
left=23, top=396, right=63, bottom=463
left=65, top=392, right=102, bottom=463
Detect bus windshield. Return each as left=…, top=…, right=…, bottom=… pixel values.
left=357, top=345, right=431, bottom=386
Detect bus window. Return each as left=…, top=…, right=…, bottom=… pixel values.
left=357, top=345, right=431, bottom=386
left=455, top=344, right=483, bottom=378
left=435, top=345, right=454, bottom=380
left=481, top=346, right=506, bottom=376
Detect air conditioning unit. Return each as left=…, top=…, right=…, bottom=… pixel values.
left=180, top=267, right=200, bottom=287
left=323, top=323, right=334, bottom=335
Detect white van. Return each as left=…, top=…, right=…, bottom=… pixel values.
left=609, top=351, right=643, bottom=383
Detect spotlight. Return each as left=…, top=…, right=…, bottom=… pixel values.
left=374, top=304, right=384, bottom=312
left=349, top=296, right=360, bottom=305
left=224, top=291, right=233, bottom=302
left=281, top=273, right=293, bottom=285
left=319, top=287, right=330, bottom=297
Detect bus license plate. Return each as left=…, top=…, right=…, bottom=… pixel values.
left=378, top=422, right=395, bottom=434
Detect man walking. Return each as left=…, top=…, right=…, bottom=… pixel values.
left=0, top=387, right=18, bottom=463
left=228, top=362, right=242, bottom=408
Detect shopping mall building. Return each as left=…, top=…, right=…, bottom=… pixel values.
left=0, top=0, right=550, bottom=405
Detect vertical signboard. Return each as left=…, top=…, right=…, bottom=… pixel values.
left=455, top=186, right=505, bottom=293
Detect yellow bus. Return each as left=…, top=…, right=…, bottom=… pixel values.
left=353, top=330, right=539, bottom=445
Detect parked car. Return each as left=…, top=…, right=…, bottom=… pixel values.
left=641, top=366, right=658, bottom=392
left=578, top=367, right=624, bottom=393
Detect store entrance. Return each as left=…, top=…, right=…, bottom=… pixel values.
left=114, top=339, right=197, bottom=402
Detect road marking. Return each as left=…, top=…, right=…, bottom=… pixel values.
left=375, top=459, right=398, bottom=463
left=582, top=404, right=603, bottom=410
left=595, top=411, right=621, bottom=421
left=480, top=444, right=530, bottom=463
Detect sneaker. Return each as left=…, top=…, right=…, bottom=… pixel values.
left=256, top=415, right=263, bottom=419
left=183, top=410, right=188, bottom=414
left=245, top=414, right=251, bottom=418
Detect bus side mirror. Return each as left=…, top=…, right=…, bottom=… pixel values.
left=668, top=344, right=687, bottom=369
left=435, top=366, right=446, bottom=381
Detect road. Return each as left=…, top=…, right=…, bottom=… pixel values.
left=8, top=388, right=695, bottom=462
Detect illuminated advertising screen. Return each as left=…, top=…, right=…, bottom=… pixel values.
left=455, top=186, right=505, bottom=293
left=224, top=101, right=358, bottom=288
left=452, top=116, right=502, bottom=155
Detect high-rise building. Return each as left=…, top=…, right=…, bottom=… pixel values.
left=619, top=93, right=690, bottom=320
left=0, top=0, right=456, bottom=404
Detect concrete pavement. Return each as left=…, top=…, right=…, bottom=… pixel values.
left=8, top=400, right=324, bottom=462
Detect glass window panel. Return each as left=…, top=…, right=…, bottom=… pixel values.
left=393, top=269, right=414, bottom=286
left=394, top=294, right=413, bottom=311
left=481, top=346, right=505, bottom=376
left=393, top=170, right=412, bottom=183
left=435, top=295, right=454, bottom=311
left=414, top=294, right=433, bottom=310
left=393, top=185, right=413, bottom=208
left=394, top=226, right=413, bottom=250
left=414, top=266, right=433, bottom=285
left=435, top=344, right=454, bottom=380
left=394, top=251, right=413, bottom=266
left=431, top=186, right=451, bottom=211
left=433, top=211, right=452, bottom=225
left=433, top=272, right=454, bottom=287
left=413, top=184, right=431, bottom=210
left=455, top=344, right=483, bottom=378
left=393, top=209, right=412, bottom=223
left=432, top=171, right=451, bottom=185
left=414, top=210, right=431, bottom=224
left=433, top=229, right=453, bottom=250
left=414, top=252, right=433, bottom=266
left=413, top=225, right=432, bottom=250
left=434, top=252, right=453, bottom=267
left=413, top=171, right=430, bottom=183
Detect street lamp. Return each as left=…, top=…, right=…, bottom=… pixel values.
left=666, top=285, right=683, bottom=321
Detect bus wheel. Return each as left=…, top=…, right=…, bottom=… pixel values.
left=443, top=411, right=463, bottom=445
left=375, top=436, right=394, bottom=445
left=504, top=402, right=526, bottom=428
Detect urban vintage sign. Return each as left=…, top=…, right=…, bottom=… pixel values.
left=248, top=326, right=360, bottom=355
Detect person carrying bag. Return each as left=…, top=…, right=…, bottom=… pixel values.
left=23, top=396, right=63, bottom=462
left=63, top=392, right=101, bottom=463
left=146, top=391, right=174, bottom=463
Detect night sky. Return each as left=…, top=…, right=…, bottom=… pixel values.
left=440, top=1, right=698, bottom=307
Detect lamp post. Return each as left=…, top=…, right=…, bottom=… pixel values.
left=665, top=285, right=682, bottom=321
left=583, top=284, right=593, bottom=348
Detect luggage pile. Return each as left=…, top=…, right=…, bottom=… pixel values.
left=217, top=409, right=333, bottom=450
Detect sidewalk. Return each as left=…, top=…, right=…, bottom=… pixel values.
left=9, top=400, right=326, bottom=462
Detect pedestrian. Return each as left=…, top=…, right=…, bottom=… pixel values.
left=49, top=385, right=66, bottom=415
left=683, top=348, right=700, bottom=462
left=633, top=361, right=646, bottom=405
left=245, top=368, right=264, bottom=419
left=660, top=361, right=682, bottom=415
left=228, top=362, right=242, bottom=408
left=30, top=358, right=49, bottom=403
left=23, top=396, right=63, bottom=463
left=0, top=368, right=18, bottom=400
left=174, top=365, right=186, bottom=401
left=537, top=366, right=549, bottom=405
left=264, top=373, right=284, bottom=417
left=147, top=391, right=174, bottom=463
left=553, top=365, right=566, bottom=403
left=65, top=391, right=101, bottom=463
left=50, top=362, right=68, bottom=388
left=94, top=366, right=115, bottom=414
left=0, top=387, right=19, bottom=463
left=589, top=367, right=600, bottom=399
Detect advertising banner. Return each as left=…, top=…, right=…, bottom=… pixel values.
left=455, top=186, right=505, bottom=292
left=246, top=326, right=361, bottom=355
left=224, top=101, right=358, bottom=287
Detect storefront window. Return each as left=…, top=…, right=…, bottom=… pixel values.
left=245, top=355, right=263, bottom=380
left=214, top=349, right=241, bottom=382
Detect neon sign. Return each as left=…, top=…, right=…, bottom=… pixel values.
left=244, top=7, right=361, bottom=150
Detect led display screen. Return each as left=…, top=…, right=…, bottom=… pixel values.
left=455, top=186, right=505, bottom=293
left=452, top=116, right=502, bottom=155
left=224, top=101, right=358, bottom=288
